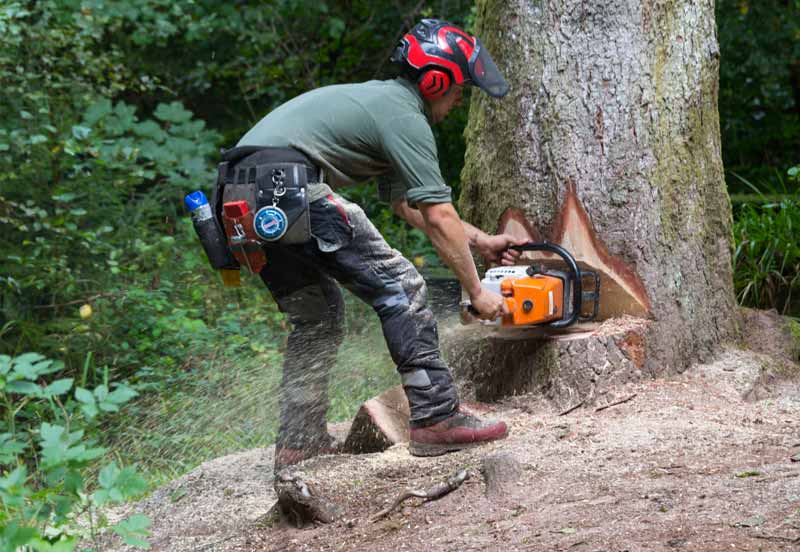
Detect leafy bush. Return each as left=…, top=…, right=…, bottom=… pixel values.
left=0, top=353, right=149, bottom=551
left=0, top=0, right=220, bottom=378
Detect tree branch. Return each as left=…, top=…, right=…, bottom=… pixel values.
left=595, top=394, right=638, bottom=413
left=370, top=469, right=469, bottom=522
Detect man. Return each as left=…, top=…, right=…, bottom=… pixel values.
left=235, top=19, right=521, bottom=471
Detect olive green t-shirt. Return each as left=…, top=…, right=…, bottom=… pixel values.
left=236, top=78, right=452, bottom=208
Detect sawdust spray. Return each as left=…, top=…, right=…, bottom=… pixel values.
left=109, top=276, right=460, bottom=484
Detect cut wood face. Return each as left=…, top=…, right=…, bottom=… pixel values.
left=342, top=385, right=410, bottom=454
left=496, top=185, right=651, bottom=321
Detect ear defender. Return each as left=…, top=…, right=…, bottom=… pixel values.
left=418, top=69, right=451, bottom=99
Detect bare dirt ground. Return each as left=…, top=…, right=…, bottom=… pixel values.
left=101, top=346, right=800, bottom=552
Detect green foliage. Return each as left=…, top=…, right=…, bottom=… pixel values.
left=0, top=0, right=469, bottom=371
left=111, top=514, right=151, bottom=549
left=0, top=0, right=220, bottom=376
left=718, top=0, right=800, bottom=315
left=733, top=176, right=800, bottom=314
left=717, top=0, right=800, bottom=192
left=0, top=352, right=149, bottom=551
left=142, top=1, right=471, bottom=129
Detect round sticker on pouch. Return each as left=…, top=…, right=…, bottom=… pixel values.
left=253, top=205, right=289, bottom=241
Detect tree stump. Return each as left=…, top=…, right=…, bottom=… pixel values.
left=481, top=453, right=523, bottom=501
left=443, top=316, right=650, bottom=410
left=342, top=385, right=410, bottom=454
left=272, top=471, right=343, bottom=527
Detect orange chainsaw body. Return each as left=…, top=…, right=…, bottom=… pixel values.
left=500, top=275, right=564, bottom=327
left=462, top=242, right=600, bottom=329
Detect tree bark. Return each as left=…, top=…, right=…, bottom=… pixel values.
left=451, top=0, right=738, bottom=402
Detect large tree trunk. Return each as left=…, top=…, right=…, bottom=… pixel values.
left=448, top=0, right=738, bottom=407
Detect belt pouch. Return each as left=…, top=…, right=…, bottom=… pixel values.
left=219, top=146, right=314, bottom=246
left=253, top=162, right=311, bottom=245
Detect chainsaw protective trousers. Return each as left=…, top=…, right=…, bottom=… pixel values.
left=260, top=193, right=459, bottom=450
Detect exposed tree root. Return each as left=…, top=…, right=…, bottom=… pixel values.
left=370, top=469, right=470, bottom=522
left=594, top=393, right=638, bottom=412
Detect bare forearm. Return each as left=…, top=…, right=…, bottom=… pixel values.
left=393, top=200, right=488, bottom=252
left=404, top=201, right=509, bottom=319
left=461, top=219, right=490, bottom=251
left=418, top=204, right=482, bottom=296
left=395, top=202, right=427, bottom=231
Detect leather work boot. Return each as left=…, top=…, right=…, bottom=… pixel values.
left=273, top=436, right=342, bottom=474
left=409, top=410, right=508, bottom=457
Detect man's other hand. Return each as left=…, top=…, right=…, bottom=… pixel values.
left=475, top=234, right=528, bottom=266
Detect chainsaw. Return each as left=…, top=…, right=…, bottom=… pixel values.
left=461, top=242, right=600, bottom=328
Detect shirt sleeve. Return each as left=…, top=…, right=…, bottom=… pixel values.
left=377, top=113, right=452, bottom=208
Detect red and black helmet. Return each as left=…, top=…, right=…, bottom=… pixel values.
left=390, top=19, right=509, bottom=99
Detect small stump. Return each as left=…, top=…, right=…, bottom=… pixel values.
left=343, top=385, right=410, bottom=453
left=272, top=471, right=343, bottom=527
left=481, top=452, right=523, bottom=501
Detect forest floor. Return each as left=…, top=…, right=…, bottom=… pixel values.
left=99, top=345, right=800, bottom=552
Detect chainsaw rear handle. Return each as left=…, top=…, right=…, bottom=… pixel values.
left=509, top=241, right=582, bottom=328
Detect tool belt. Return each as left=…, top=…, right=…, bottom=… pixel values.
left=211, top=146, right=321, bottom=273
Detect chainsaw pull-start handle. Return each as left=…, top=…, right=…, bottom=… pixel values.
left=508, top=241, right=582, bottom=328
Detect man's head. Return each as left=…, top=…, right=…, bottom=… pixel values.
left=391, top=19, right=509, bottom=113
left=428, top=83, right=464, bottom=124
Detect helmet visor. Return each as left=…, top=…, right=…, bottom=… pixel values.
left=468, top=39, right=509, bottom=98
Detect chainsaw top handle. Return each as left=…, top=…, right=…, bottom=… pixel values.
left=509, top=241, right=582, bottom=328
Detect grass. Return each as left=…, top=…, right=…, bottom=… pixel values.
left=733, top=198, right=800, bottom=314
left=731, top=170, right=800, bottom=315
left=106, top=350, right=282, bottom=485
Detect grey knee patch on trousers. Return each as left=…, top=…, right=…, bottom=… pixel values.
left=402, top=369, right=432, bottom=389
